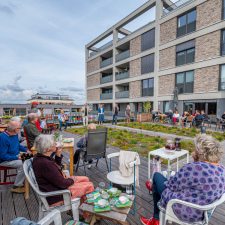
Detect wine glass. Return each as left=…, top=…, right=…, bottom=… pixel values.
left=99, top=182, right=105, bottom=194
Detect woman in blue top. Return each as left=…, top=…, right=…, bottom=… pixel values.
left=98, top=104, right=104, bottom=125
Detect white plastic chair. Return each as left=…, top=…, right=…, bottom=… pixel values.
left=23, top=159, right=80, bottom=221
left=38, top=209, right=62, bottom=225
left=157, top=193, right=225, bottom=225
left=106, top=152, right=138, bottom=214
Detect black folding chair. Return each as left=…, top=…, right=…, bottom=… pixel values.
left=76, top=128, right=109, bottom=176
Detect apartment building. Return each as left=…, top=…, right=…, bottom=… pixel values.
left=85, top=0, right=225, bottom=121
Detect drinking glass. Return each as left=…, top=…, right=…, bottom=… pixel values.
left=99, top=182, right=105, bottom=194
left=87, top=194, right=94, bottom=201
left=126, top=185, right=132, bottom=199
left=109, top=198, right=116, bottom=208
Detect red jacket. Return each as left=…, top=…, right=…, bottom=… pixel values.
left=33, top=154, right=74, bottom=205
left=35, top=120, right=42, bottom=132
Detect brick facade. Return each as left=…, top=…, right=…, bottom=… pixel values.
left=195, top=30, right=221, bottom=62
left=130, top=58, right=141, bottom=77
left=196, top=0, right=222, bottom=30
left=130, top=35, right=142, bottom=57
left=194, top=65, right=219, bottom=93
left=87, top=88, right=101, bottom=101
left=87, top=57, right=101, bottom=74
left=159, top=46, right=176, bottom=70
left=129, top=81, right=142, bottom=98
left=160, top=17, right=177, bottom=44
left=158, top=74, right=175, bottom=95
left=87, top=73, right=101, bottom=87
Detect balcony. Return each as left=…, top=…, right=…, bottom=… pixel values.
left=116, top=50, right=130, bottom=62
left=115, top=91, right=129, bottom=99
left=89, top=40, right=113, bottom=58
left=116, top=70, right=129, bottom=81
left=100, top=57, right=113, bottom=68
left=100, top=75, right=113, bottom=84
left=100, top=93, right=113, bottom=100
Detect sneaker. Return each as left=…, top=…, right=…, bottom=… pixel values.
left=140, top=216, right=155, bottom=225
left=87, top=164, right=92, bottom=169
left=11, top=186, right=25, bottom=194
left=145, top=181, right=153, bottom=191
left=154, top=220, right=159, bottom=225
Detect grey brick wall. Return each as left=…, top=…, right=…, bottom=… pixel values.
left=130, top=58, right=141, bottom=77
left=129, top=80, right=142, bottom=98
left=87, top=57, right=101, bottom=74
left=196, top=0, right=222, bottom=30
left=87, top=73, right=101, bottom=87
left=159, top=46, right=176, bottom=70
left=87, top=88, right=101, bottom=101
left=158, top=74, right=175, bottom=95
left=130, top=35, right=142, bottom=57
left=160, top=17, right=177, bottom=44
left=194, top=65, right=219, bottom=93
left=195, top=30, right=221, bottom=62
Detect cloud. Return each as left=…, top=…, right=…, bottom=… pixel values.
left=59, top=87, right=84, bottom=92
left=0, top=75, right=24, bottom=92
left=0, top=4, right=14, bottom=15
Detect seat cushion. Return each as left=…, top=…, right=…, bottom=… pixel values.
left=65, top=221, right=88, bottom=225
left=107, top=170, right=135, bottom=185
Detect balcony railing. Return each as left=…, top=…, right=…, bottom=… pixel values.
left=116, top=50, right=130, bottom=62
left=89, top=40, right=113, bottom=57
left=100, top=93, right=113, bottom=100
left=115, top=91, right=129, bottom=99
left=100, top=57, right=113, bottom=68
left=115, top=71, right=129, bottom=81
left=100, top=75, right=113, bottom=84
left=163, top=0, right=194, bottom=16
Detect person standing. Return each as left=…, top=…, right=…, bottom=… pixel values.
left=58, top=110, right=69, bottom=131
left=125, top=105, right=131, bottom=123
left=28, top=101, right=40, bottom=114
left=98, top=104, right=104, bottom=125
left=82, top=103, right=90, bottom=126
left=112, top=104, right=119, bottom=125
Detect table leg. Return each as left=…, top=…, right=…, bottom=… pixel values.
left=187, top=153, right=189, bottom=163
left=148, top=152, right=151, bottom=181
left=90, top=215, right=96, bottom=225
left=25, top=177, right=29, bottom=200
left=167, top=160, right=170, bottom=180
left=177, top=157, right=179, bottom=172
left=70, top=147, right=74, bottom=176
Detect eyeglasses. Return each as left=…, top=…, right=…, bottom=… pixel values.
left=17, top=127, right=22, bottom=130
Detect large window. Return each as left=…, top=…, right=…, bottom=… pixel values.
left=141, top=54, right=154, bottom=74
left=177, top=9, right=196, bottom=37
left=176, top=71, right=194, bottom=94
left=16, top=108, right=26, bottom=116
left=142, top=28, right=155, bottom=51
left=223, top=0, right=225, bottom=20
left=163, top=101, right=169, bottom=113
left=3, top=108, right=14, bottom=116
left=142, top=78, right=154, bottom=96
left=222, top=30, right=225, bottom=56
left=220, top=65, right=225, bottom=90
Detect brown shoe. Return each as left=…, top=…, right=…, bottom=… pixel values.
left=11, top=187, right=25, bottom=194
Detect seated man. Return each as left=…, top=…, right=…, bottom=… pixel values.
left=24, top=113, right=41, bottom=149
left=58, top=110, right=69, bottom=131
left=0, top=121, right=31, bottom=193
left=193, top=110, right=203, bottom=127
left=74, top=123, right=96, bottom=169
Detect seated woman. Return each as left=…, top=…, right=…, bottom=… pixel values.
left=172, top=110, right=179, bottom=126
left=141, top=134, right=225, bottom=225
left=33, top=134, right=94, bottom=221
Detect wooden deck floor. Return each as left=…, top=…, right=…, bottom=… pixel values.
left=1, top=130, right=225, bottom=225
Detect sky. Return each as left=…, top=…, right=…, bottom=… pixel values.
left=0, top=0, right=175, bottom=105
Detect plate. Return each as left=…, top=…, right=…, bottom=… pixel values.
left=63, top=139, right=73, bottom=143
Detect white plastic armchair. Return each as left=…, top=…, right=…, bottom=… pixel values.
left=38, top=209, right=62, bottom=225
left=23, top=159, right=80, bottom=221
left=158, top=193, right=225, bottom=225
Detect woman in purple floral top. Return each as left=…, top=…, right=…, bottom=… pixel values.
left=141, top=134, right=225, bottom=225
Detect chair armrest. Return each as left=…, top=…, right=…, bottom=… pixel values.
left=107, top=152, right=120, bottom=159
left=38, top=209, right=62, bottom=225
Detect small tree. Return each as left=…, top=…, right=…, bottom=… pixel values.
left=143, top=101, right=151, bottom=114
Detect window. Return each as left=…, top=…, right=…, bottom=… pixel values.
left=124, top=86, right=129, bottom=91
left=138, top=103, right=143, bottom=112
left=223, top=0, right=225, bottom=20
left=142, top=28, right=155, bottom=51
left=222, top=30, right=225, bottom=56
left=16, top=108, right=26, bottom=116
left=3, top=108, right=14, bottom=116
left=102, top=89, right=112, bottom=93
left=163, top=101, right=169, bottom=113
left=184, top=103, right=193, bottom=114
left=177, top=9, right=196, bottom=37
left=176, top=71, right=194, bottom=94
left=142, top=78, right=154, bottom=96
left=141, top=54, right=154, bottom=74
left=220, top=65, right=225, bottom=90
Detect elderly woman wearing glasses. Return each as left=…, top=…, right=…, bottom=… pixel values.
left=32, top=134, right=94, bottom=221
left=141, top=134, right=225, bottom=225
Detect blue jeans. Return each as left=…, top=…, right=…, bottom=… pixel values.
left=59, top=121, right=68, bottom=129
left=153, top=172, right=167, bottom=220
left=112, top=114, right=118, bottom=125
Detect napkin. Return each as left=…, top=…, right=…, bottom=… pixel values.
left=115, top=197, right=132, bottom=208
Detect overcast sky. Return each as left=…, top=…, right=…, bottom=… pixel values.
left=0, top=0, right=175, bottom=104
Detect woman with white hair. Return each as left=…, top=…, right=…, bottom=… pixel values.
left=142, top=134, right=225, bottom=225
left=32, top=134, right=94, bottom=221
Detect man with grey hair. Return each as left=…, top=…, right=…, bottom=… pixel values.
left=24, top=113, right=41, bottom=149
left=0, top=121, right=31, bottom=193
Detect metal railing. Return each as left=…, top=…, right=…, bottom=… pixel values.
left=115, top=71, right=129, bottom=81
left=116, top=50, right=130, bottom=62
left=163, top=0, right=194, bottom=16
left=100, top=93, right=113, bottom=100
left=89, top=40, right=113, bottom=57
left=100, top=57, right=113, bottom=68
left=115, top=91, right=129, bottom=99
left=100, top=75, right=113, bottom=84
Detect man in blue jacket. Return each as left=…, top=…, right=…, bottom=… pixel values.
left=0, top=121, right=32, bottom=193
